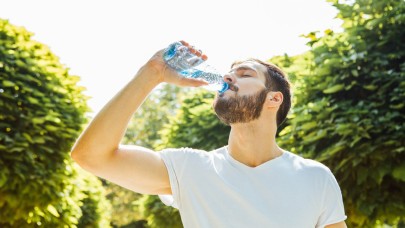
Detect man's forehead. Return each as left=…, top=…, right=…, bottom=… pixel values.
left=230, top=61, right=267, bottom=73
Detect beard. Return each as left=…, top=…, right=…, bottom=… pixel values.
left=213, top=88, right=269, bottom=125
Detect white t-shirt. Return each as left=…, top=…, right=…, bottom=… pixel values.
left=159, top=146, right=347, bottom=228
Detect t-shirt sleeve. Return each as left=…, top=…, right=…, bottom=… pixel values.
left=316, top=169, right=347, bottom=228
left=158, top=147, right=199, bottom=209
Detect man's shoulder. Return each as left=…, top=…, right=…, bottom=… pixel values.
left=284, top=151, right=332, bottom=175
left=158, top=147, right=228, bottom=172
left=159, top=146, right=223, bottom=161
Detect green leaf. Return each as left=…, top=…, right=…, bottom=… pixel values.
left=357, top=167, right=368, bottom=185
left=389, top=103, right=404, bottom=109
left=392, top=165, right=405, bottom=182
left=33, top=137, right=46, bottom=144
left=300, top=121, right=318, bottom=130
left=22, top=133, right=33, bottom=143
left=323, top=84, right=345, bottom=94
left=45, top=125, right=59, bottom=132
left=324, top=29, right=333, bottom=35
left=32, top=117, right=46, bottom=124
left=363, top=85, right=377, bottom=90
left=351, top=69, right=359, bottom=77
left=9, top=147, right=25, bottom=153
left=0, top=172, right=7, bottom=188
left=47, top=205, right=60, bottom=217
left=27, top=96, right=40, bottom=105
left=2, top=80, right=15, bottom=87
left=318, top=143, right=346, bottom=162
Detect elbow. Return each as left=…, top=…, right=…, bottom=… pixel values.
left=70, top=140, right=82, bottom=160
left=70, top=143, right=117, bottom=171
left=70, top=148, right=96, bottom=172
left=70, top=143, right=91, bottom=167
left=70, top=148, right=81, bottom=163
left=70, top=147, right=86, bottom=166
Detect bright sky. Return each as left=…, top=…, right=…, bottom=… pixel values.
left=1, top=0, right=341, bottom=116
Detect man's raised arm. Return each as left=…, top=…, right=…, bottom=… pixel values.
left=70, top=43, right=208, bottom=195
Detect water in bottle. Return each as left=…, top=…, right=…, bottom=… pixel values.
left=163, top=41, right=229, bottom=93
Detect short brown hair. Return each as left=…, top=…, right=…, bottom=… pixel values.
left=231, top=59, right=292, bottom=127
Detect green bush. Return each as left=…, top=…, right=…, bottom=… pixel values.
left=104, top=180, right=144, bottom=227
left=277, top=0, right=405, bottom=226
left=158, top=90, right=230, bottom=151
left=138, top=195, right=182, bottom=228
left=76, top=166, right=112, bottom=228
left=0, top=18, right=109, bottom=227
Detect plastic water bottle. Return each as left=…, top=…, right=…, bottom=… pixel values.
left=163, top=41, right=229, bottom=93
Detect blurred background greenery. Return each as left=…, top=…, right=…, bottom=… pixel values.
left=1, top=0, right=404, bottom=227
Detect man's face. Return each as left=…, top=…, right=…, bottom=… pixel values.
left=213, top=61, right=269, bottom=125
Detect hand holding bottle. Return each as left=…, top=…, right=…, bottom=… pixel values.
left=142, top=41, right=209, bottom=88
left=163, top=41, right=229, bottom=93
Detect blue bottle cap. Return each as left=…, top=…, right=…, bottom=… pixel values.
left=219, top=83, right=229, bottom=93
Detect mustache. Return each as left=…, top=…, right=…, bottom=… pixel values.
left=227, top=83, right=239, bottom=92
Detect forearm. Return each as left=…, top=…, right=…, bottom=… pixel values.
left=71, top=66, right=162, bottom=164
left=71, top=42, right=207, bottom=168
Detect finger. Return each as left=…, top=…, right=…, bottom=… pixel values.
left=194, top=49, right=202, bottom=57
left=178, top=41, right=208, bottom=62
left=180, top=40, right=189, bottom=46
left=187, top=56, right=204, bottom=66
left=181, top=42, right=205, bottom=57
left=179, top=77, right=209, bottom=87
left=177, top=45, right=188, bottom=54
left=189, top=46, right=197, bottom=54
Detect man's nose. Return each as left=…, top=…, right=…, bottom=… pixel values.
left=223, top=74, right=236, bottom=84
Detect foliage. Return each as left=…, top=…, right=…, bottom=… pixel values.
left=157, top=90, right=230, bottom=150
left=0, top=19, right=110, bottom=227
left=104, top=180, right=145, bottom=227
left=270, top=52, right=314, bottom=134
left=76, top=166, right=112, bottom=228
left=137, top=195, right=182, bottom=228
left=124, top=84, right=186, bottom=148
left=277, top=0, right=405, bottom=226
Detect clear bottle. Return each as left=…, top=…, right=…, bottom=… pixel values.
left=163, top=41, right=229, bottom=93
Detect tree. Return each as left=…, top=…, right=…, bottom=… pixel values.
left=276, top=0, right=405, bottom=226
left=76, top=166, right=112, bottom=228
left=137, top=194, right=182, bottom=228
left=104, top=180, right=145, bottom=227
left=158, top=90, right=230, bottom=151
left=0, top=19, right=110, bottom=227
left=124, top=84, right=186, bottom=148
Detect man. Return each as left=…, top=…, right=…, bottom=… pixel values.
left=71, top=41, right=347, bottom=228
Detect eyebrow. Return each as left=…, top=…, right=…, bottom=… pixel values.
left=229, top=65, right=258, bottom=74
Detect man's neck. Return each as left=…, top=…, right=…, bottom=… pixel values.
left=227, top=120, right=283, bottom=167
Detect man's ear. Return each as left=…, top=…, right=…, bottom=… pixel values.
left=266, top=92, right=283, bottom=108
